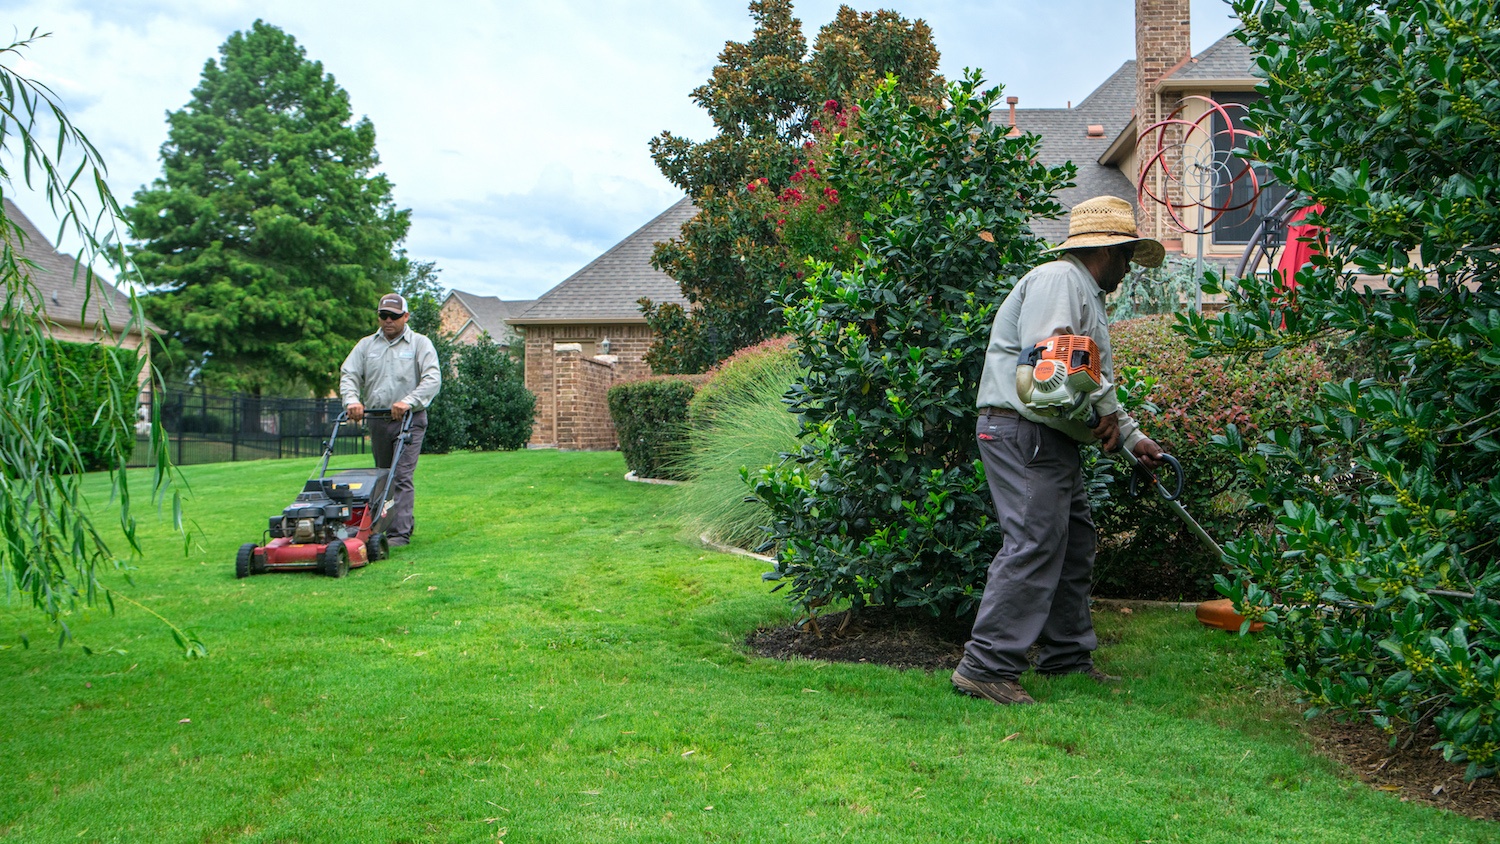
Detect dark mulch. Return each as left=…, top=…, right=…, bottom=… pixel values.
left=1306, top=718, right=1500, bottom=821
left=748, top=607, right=1500, bottom=822
left=746, top=607, right=969, bottom=672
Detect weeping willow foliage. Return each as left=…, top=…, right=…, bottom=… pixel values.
left=0, top=30, right=198, bottom=653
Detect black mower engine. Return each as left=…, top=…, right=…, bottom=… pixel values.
left=267, top=470, right=385, bottom=544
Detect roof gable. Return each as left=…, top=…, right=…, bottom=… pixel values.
left=446, top=290, right=534, bottom=338
left=510, top=198, right=695, bottom=324
left=1164, top=33, right=1255, bottom=84
left=990, top=61, right=1139, bottom=244
left=1, top=198, right=148, bottom=333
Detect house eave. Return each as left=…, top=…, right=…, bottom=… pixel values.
left=1100, top=115, right=1138, bottom=166
left=1157, top=76, right=1260, bottom=92
left=506, top=316, right=651, bottom=327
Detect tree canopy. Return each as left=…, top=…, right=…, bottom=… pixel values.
left=128, top=20, right=410, bottom=396
left=641, top=0, right=943, bottom=373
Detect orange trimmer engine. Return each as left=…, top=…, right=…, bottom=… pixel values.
left=1015, top=334, right=1102, bottom=420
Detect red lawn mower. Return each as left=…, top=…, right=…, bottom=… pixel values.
left=235, top=409, right=413, bottom=579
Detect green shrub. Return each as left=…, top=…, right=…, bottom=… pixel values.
left=1180, top=0, right=1500, bottom=777
left=1092, top=315, right=1329, bottom=600
left=608, top=378, right=698, bottom=481
left=457, top=338, right=534, bottom=451
left=750, top=72, right=1074, bottom=618
left=47, top=340, right=142, bottom=472
left=673, top=337, right=803, bottom=548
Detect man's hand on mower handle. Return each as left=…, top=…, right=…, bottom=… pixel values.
left=346, top=402, right=365, bottom=423
left=391, top=400, right=411, bottom=421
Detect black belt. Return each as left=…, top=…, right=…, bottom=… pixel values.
left=978, top=406, right=1019, bottom=418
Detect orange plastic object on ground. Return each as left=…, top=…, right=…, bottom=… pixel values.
left=1195, top=598, right=1264, bottom=633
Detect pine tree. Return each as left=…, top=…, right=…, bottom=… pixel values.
left=128, top=20, right=410, bottom=396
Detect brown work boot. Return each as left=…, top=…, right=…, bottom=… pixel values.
left=1038, top=665, right=1121, bottom=683
left=951, top=670, right=1035, bottom=705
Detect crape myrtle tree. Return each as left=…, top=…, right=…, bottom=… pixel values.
left=750, top=72, right=1074, bottom=618
left=128, top=20, right=411, bottom=397
left=641, top=0, right=943, bottom=373
left=1181, top=0, right=1500, bottom=777
left=1, top=31, right=196, bottom=653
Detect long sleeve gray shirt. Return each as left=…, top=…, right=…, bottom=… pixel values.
left=975, top=253, right=1145, bottom=453
left=339, top=327, right=442, bottom=412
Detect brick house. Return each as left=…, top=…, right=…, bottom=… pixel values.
left=1001, top=0, right=1276, bottom=276
left=1, top=198, right=153, bottom=388
left=438, top=290, right=534, bottom=348
left=507, top=197, right=695, bottom=450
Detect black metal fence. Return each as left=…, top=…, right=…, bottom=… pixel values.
left=127, top=388, right=369, bottom=467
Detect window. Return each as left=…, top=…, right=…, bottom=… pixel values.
left=1210, top=92, right=1289, bottom=245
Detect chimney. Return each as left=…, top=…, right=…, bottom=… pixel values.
left=1136, top=0, right=1191, bottom=237
left=1006, top=95, right=1020, bottom=136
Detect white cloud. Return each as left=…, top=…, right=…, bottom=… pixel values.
left=2, top=0, right=1237, bottom=299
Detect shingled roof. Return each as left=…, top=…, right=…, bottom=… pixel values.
left=444, top=290, right=534, bottom=338
left=509, top=198, right=696, bottom=325
left=991, top=61, right=1139, bottom=244
left=1, top=198, right=148, bottom=333
left=1164, top=34, right=1256, bottom=83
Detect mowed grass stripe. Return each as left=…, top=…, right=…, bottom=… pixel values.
left=0, top=450, right=1491, bottom=842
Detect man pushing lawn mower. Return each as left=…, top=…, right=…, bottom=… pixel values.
left=339, top=293, right=442, bottom=549
left=952, top=196, right=1170, bottom=707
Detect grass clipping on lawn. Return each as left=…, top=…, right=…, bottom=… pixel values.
left=0, top=450, right=1495, bottom=841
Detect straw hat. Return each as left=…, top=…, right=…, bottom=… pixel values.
left=1043, top=196, right=1165, bottom=268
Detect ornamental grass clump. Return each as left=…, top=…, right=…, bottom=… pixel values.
left=1181, top=0, right=1500, bottom=778
left=750, top=71, right=1074, bottom=618
left=671, top=337, right=804, bottom=549
left=1092, top=315, right=1329, bottom=600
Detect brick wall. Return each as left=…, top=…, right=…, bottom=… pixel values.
left=439, top=298, right=473, bottom=337
left=554, top=350, right=619, bottom=451
left=521, top=322, right=657, bottom=449
left=1135, top=0, right=1192, bottom=242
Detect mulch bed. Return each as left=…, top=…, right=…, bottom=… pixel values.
left=747, top=607, right=1500, bottom=821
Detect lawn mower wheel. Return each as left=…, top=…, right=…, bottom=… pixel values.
left=322, top=540, right=349, bottom=578
left=236, top=542, right=257, bottom=579
left=368, top=532, right=389, bottom=562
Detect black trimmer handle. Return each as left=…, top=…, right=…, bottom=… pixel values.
left=1128, top=452, right=1184, bottom=501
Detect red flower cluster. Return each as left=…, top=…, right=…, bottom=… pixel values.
left=746, top=176, right=769, bottom=193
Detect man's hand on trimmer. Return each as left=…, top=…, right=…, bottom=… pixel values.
left=1133, top=437, right=1168, bottom=470
left=1091, top=411, right=1121, bottom=452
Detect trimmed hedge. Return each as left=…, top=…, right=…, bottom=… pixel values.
left=48, top=340, right=143, bottom=472
left=1092, top=315, right=1330, bottom=599
left=607, top=378, right=698, bottom=481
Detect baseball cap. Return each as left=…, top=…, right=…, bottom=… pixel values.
left=378, top=293, right=408, bottom=314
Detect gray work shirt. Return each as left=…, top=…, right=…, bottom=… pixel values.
left=339, top=326, right=442, bottom=412
left=975, top=253, right=1145, bottom=453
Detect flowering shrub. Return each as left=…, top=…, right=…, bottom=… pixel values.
left=1091, top=315, right=1329, bottom=599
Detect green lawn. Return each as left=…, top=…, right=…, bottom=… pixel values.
left=1, top=450, right=1492, bottom=843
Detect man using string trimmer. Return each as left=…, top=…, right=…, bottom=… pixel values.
left=953, top=196, right=1170, bottom=707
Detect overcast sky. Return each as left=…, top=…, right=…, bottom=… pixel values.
left=5, top=1, right=1238, bottom=301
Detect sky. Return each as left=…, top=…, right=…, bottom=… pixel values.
left=4, top=1, right=1239, bottom=301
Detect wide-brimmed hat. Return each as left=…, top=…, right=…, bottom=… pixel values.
left=1043, top=196, right=1165, bottom=268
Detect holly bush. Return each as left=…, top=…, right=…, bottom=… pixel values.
left=1181, top=0, right=1500, bottom=777
left=1092, top=315, right=1329, bottom=600
left=749, top=71, right=1073, bottom=618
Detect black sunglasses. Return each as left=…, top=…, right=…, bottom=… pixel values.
left=378, top=311, right=405, bottom=320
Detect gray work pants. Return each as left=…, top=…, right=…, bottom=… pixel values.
left=369, top=410, right=428, bottom=542
left=958, top=412, right=1097, bottom=682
